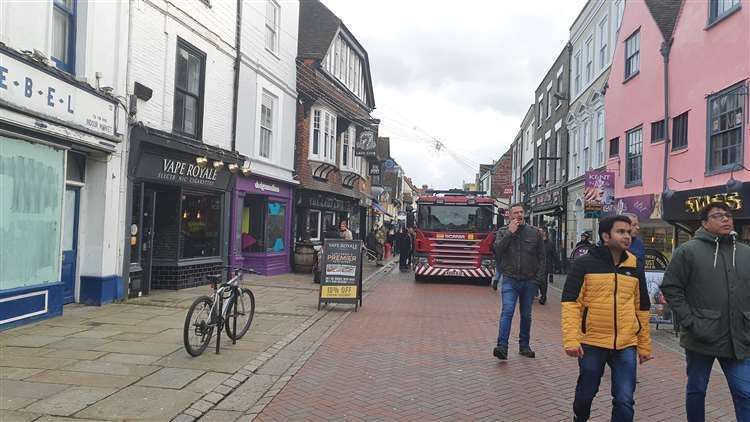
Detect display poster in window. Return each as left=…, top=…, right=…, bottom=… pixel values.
left=584, top=170, right=614, bottom=218
left=319, top=239, right=363, bottom=310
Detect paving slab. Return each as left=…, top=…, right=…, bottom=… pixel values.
left=136, top=367, right=204, bottom=389
left=45, top=337, right=113, bottom=351
left=0, top=409, right=42, bottom=422
left=96, top=352, right=162, bottom=365
left=155, top=349, right=251, bottom=373
left=0, top=356, right=77, bottom=370
left=0, top=346, right=52, bottom=357
left=23, top=387, right=115, bottom=416
left=215, top=374, right=276, bottom=412
left=0, top=380, right=69, bottom=399
left=26, top=370, right=139, bottom=389
left=1, top=335, right=66, bottom=348
left=23, top=326, right=88, bottom=337
left=40, top=349, right=108, bottom=360
left=34, top=416, right=110, bottom=422
left=183, top=371, right=229, bottom=394
left=67, top=329, right=123, bottom=339
left=201, top=410, right=243, bottom=421
left=61, top=360, right=160, bottom=377
left=0, top=367, right=46, bottom=380
left=93, top=340, right=180, bottom=356
left=0, top=396, right=38, bottom=411
left=75, top=386, right=201, bottom=421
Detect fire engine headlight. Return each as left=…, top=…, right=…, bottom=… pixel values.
left=481, top=258, right=494, bottom=268
left=417, top=257, right=428, bottom=265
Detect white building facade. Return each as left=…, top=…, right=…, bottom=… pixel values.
left=0, top=0, right=129, bottom=328
left=565, top=0, right=624, bottom=249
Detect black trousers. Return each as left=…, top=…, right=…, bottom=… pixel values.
left=399, top=251, right=409, bottom=268
left=539, top=272, right=552, bottom=299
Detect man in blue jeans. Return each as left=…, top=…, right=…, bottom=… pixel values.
left=561, top=215, right=652, bottom=421
left=492, top=203, right=545, bottom=360
left=662, top=202, right=750, bottom=422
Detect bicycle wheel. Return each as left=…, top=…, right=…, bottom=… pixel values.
left=225, top=288, right=255, bottom=341
left=183, top=296, right=215, bottom=357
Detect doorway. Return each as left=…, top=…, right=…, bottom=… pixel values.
left=61, top=186, right=80, bottom=304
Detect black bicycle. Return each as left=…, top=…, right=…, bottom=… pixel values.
left=183, top=268, right=256, bottom=356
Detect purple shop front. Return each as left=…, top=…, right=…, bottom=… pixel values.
left=230, top=175, right=294, bottom=275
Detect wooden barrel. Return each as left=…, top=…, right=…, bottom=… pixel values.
left=294, top=242, right=315, bottom=273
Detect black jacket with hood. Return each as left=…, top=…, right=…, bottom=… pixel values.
left=661, top=227, right=750, bottom=360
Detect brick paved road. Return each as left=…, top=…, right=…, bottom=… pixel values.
left=257, top=269, right=737, bottom=421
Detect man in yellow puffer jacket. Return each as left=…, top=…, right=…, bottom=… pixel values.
left=561, top=215, right=653, bottom=422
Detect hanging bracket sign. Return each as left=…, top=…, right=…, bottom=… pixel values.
left=318, top=239, right=363, bottom=310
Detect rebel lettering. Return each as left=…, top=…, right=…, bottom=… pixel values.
left=0, top=66, right=7, bottom=89
left=47, top=87, right=55, bottom=106
left=24, top=77, right=32, bottom=97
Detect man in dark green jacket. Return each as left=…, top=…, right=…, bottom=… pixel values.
left=661, top=202, right=750, bottom=422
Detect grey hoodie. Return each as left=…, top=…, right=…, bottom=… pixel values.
left=661, top=227, right=750, bottom=360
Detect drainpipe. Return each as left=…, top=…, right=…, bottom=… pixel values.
left=660, top=39, right=672, bottom=193
left=231, top=0, right=243, bottom=153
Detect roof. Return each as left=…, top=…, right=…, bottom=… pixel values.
left=645, top=0, right=684, bottom=42
left=479, top=164, right=494, bottom=175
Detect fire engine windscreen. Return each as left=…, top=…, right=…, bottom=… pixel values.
left=417, top=205, right=494, bottom=232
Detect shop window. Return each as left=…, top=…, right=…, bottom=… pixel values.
left=130, top=183, right=142, bottom=264
left=174, top=38, right=206, bottom=139
left=323, top=211, right=336, bottom=233
left=52, top=0, right=76, bottom=73
left=0, top=136, right=65, bottom=290
left=153, top=189, right=180, bottom=259
left=66, top=151, right=85, bottom=183
left=180, top=193, right=221, bottom=258
left=241, top=196, right=286, bottom=253
left=307, top=210, right=321, bottom=241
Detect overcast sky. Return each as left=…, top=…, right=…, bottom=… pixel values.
left=321, top=0, right=587, bottom=189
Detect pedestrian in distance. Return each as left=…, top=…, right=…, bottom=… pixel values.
left=661, top=202, right=750, bottom=422
left=623, top=213, right=645, bottom=270
left=339, top=219, right=353, bottom=240
left=407, top=227, right=416, bottom=267
left=374, top=224, right=386, bottom=266
left=492, top=203, right=545, bottom=361
left=539, top=227, right=558, bottom=305
left=561, top=215, right=652, bottom=422
left=575, top=231, right=594, bottom=248
left=396, top=227, right=412, bottom=270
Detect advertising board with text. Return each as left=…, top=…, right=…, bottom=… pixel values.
left=319, top=239, right=363, bottom=310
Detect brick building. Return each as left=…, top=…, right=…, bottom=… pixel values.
left=293, top=0, right=380, bottom=245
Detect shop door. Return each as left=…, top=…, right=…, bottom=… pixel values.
left=140, top=189, right=157, bottom=295
left=61, top=186, right=80, bottom=304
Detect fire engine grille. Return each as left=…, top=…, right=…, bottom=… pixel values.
left=430, top=238, right=481, bottom=269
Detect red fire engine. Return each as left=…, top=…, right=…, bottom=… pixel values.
left=412, top=190, right=499, bottom=281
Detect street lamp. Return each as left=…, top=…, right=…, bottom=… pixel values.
left=726, top=164, right=750, bottom=191
left=663, top=177, right=693, bottom=200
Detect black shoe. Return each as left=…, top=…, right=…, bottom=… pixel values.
left=492, top=346, right=508, bottom=360
left=491, top=278, right=499, bottom=290
left=539, top=297, right=546, bottom=305
left=519, top=347, right=536, bottom=358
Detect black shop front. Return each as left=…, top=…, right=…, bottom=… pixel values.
left=125, top=126, right=242, bottom=296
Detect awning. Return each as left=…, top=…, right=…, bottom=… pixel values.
left=371, top=202, right=392, bottom=217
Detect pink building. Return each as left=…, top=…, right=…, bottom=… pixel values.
left=605, top=0, right=749, bottom=258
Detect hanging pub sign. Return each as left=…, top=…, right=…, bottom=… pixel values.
left=318, top=239, right=363, bottom=310
left=369, top=163, right=381, bottom=176
left=584, top=170, right=615, bottom=218
left=355, top=130, right=377, bottom=157
left=662, top=182, right=750, bottom=221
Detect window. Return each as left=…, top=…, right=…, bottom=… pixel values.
left=570, top=129, right=579, bottom=176
left=265, top=0, right=279, bottom=53
left=307, top=210, right=321, bottom=241
left=341, top=125, right=350, bottom=168
left=259, top=92, right=274, bottom=159
left=626, top=128, right=643, bottom=185
left=546, top=139, right=553, bottom=183
left=310, top=108, right=337, bottom=162
left=174, top=39, right=205, bottom=138
left=555, top=131, right=562, bottom=181
left=538, top=98, right=545, bottom=123
left=615, top=0, right=624, bottom=28
left=52, top=0, right=76, bottom=73
left=708, top=85, right=744, bottom=171
left=709, top=0, right=740, bottom=25
left=573, top=51, right=581, bottom=94
left=595, top=111, right=604, bottom=167
left=672, top=112, right=689, bottom=150
left=180, top=193, right=221, bottom=258
left=241, top=196, right=286, bottom=253
left=651, top=120, right=665, bottom=142
left=0, top=136, right=65, bottom=289
left=585, top=36, right=594, bottom=83
left=609, top=137, right=619, bottom=158
left=555, top=74, right=563, bottom=108
left=599, top=17, right=609, bottom=70
left=547, top=87, right=552, bottom=118
left=536, top=145, right=543, bottom=185
left=323, top=35, right=367, bottom=102
left=583, top=120, right=590, bottom=170
left=624, top=30, right=640, bottom=80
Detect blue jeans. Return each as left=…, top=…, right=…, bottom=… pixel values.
left=685, top=350, right=750, bottom=422
left=573, top=345, right=637, bottom=422
left=496, top=277, right=537, bottom=348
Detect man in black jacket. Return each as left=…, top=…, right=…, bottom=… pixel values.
left=661, top=202, right=750, bottom=422
left=492, top=203, right=545, bottom=360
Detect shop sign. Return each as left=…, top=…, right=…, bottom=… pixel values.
left=135, top=150, right=232, bottom=190
left=355, top=130, right=376, bottom=157
left=606, top=194, right=656, bottom=220
left=369, top=164, right=381, bottom=176
left=0, top=50, right=118, bottom=138
left=584, top=170, right=615, bottom=218
left=302, top=192, right=357, bottom=213
left=254, top=181, right=280, bottom=193
left=502, top=186, right=513, bottom=196
left=531, top=187, right=562, bottom=210
left=644, top=248, right=669, bottom=271
left=662, top=182, right=750, bottom=221
left=319, top=239, right=363, bottom=310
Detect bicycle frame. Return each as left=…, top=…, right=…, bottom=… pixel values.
left=206, top=274, right=242, bottom=354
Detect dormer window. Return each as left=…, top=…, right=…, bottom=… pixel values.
left=323, top=34, right=366, bottom=102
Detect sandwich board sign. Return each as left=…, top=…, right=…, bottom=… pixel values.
left=318, top=239, right=363, bottom=311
